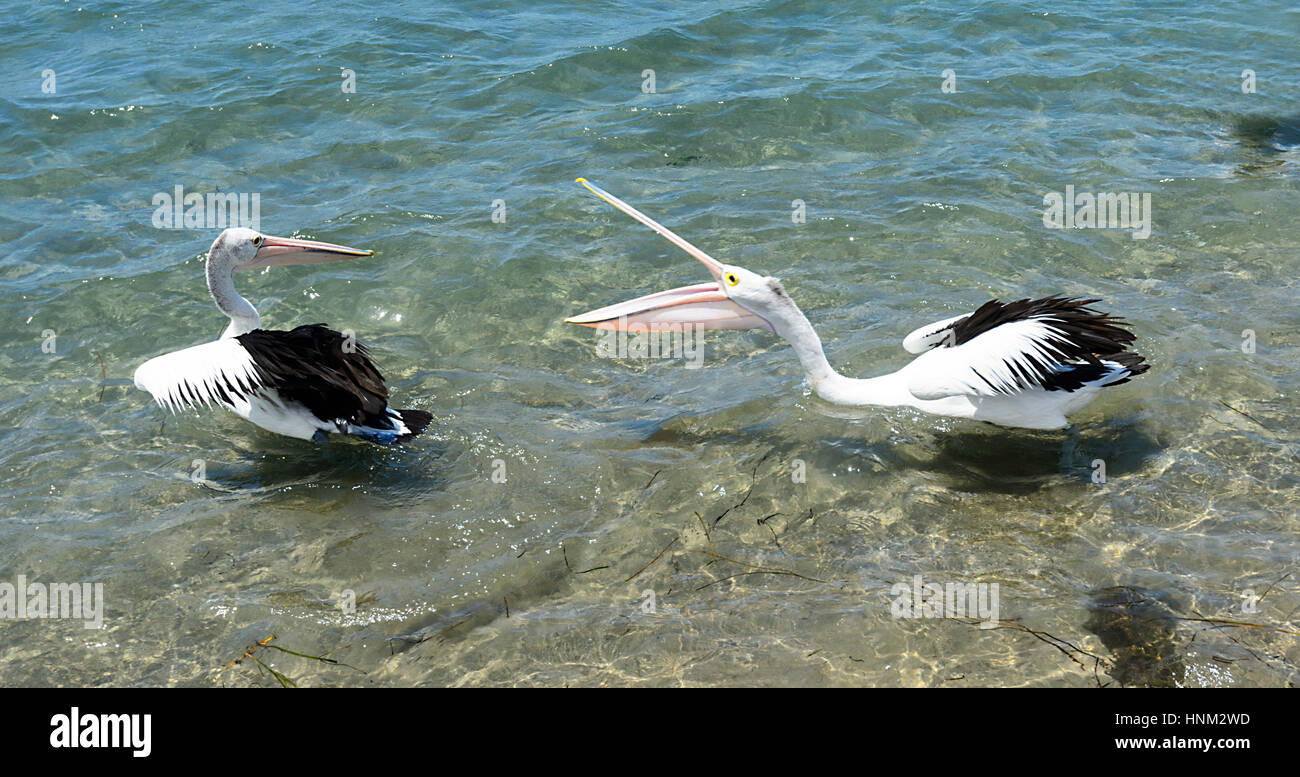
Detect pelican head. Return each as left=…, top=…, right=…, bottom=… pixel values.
left=565, top=179, right=806, bottom=338
left=208, top=227, right=373, bottom=273
left=204, top=227, right=374, bottom=339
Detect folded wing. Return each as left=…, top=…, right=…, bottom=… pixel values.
left=902, top=296, right=1145, bottom=400
left=234, top=324, right=391, bottom=428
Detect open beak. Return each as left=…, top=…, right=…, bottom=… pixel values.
left=565, top=179, right=773, bottom=332
left=241, top=235, right=373, bottom=271
left=565, top=281, right=773, bottom=331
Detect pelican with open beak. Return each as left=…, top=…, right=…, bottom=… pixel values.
left=566, top=179, right=1147, bottom=430
left=134, top=227, right=431, bottom=444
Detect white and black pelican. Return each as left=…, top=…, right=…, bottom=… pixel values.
left=134, top=227, right=431, bottom=444
left=566, top=180, right=1148, bottom=431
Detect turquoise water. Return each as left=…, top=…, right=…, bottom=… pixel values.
left=1, top=0, right=1297, bottom=686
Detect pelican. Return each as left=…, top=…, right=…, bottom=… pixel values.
left=134, top=227, right=431, bottom=444
left=566, top=180, right=1148, bottom=431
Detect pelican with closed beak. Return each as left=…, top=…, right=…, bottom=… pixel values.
left=134, top=228, right=431, bottom=444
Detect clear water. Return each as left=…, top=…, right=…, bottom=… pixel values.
left=1, top=0, right=1297, bottom=686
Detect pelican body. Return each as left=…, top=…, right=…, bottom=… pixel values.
left=566, top=180, right=1147, bottom=431
left=134, top=228, right=431, bottom=444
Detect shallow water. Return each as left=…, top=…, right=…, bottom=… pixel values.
left=1, top=0, right=1297, bottom=686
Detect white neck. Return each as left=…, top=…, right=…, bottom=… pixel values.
left=206, top=255, right=260, bottom=338
left=766, top=299, right=905, bottom=407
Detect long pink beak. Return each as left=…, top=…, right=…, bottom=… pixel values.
left=240, top=235, right=373, bottom=271
left=565, top=281, right=773, bottom=332
left=566, top=179, right=772, bottom=333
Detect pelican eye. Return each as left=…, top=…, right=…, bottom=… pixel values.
left=251, top=235, right=263, bottom=247
left=724, top=272, right=739, bottom=286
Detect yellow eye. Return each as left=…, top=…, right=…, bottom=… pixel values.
left=724, top=272, right=739, bottom=286
left=251, top=235, right=263, bottom=247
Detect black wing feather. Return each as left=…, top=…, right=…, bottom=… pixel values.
left=236, top=324, right=393, bottom=427
left=924, top=296, right=1149, bottom=393
left=950, top=296, right=1136, bottom=356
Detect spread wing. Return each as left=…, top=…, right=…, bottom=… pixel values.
left=134, top=324, right=394, bottom=429
left=133, top=338, right=264, bottom=412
